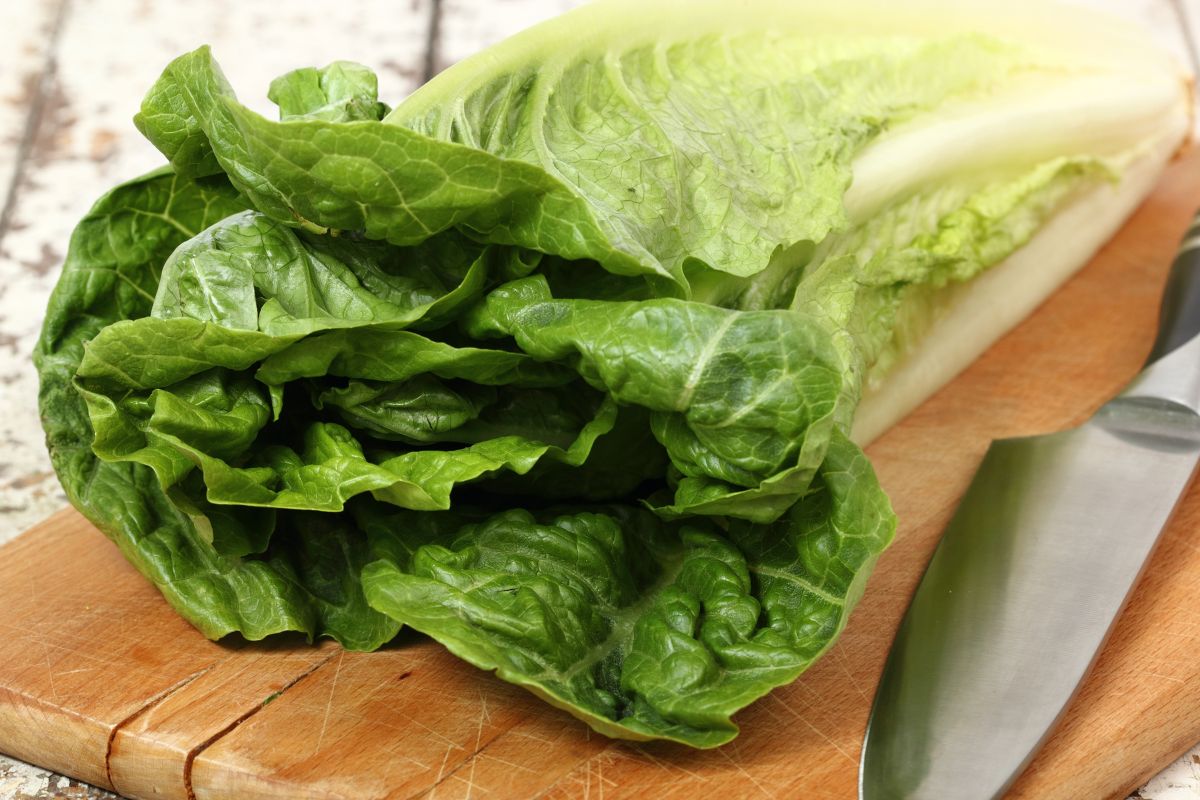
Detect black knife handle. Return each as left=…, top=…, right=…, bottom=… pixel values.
left=1146, top=210, right=1200, bottom=365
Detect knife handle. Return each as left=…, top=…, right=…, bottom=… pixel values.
left=1146, top=211, right=1200, bottom=365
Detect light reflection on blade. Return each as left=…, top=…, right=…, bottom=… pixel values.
left=860, top=397, right=1200, bottom=800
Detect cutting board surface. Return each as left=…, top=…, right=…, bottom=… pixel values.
left=4, top=153, right=1200, bottom=800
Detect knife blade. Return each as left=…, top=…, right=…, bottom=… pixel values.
left=859, top=210, right=1200, bottom=800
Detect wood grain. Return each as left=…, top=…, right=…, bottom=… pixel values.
left=3, top=152, right=1200, bottom=800
left=0, top=508, right=230, bottom=791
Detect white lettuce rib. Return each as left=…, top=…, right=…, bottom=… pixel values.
left=844, top=73, right=1188, bottom=222
left=837, top=0, right=1194, bottom=445
left=852, top=117, right=1190, bottom=446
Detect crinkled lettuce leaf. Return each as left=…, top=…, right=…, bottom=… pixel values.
left=132, top=26, right=1044, bottom=288
left=34, top=170, right=400, bottom=650
left=35, top=0, right=1165, bottom=748
left=360, top=430, right=892, bottom=746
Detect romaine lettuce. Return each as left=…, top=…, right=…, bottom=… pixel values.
left=35, top=0, right=1190, bottom=746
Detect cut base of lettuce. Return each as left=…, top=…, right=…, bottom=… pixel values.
left=852, top=124, right=1190, bottom=445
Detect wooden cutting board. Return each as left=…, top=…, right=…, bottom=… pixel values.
left=4, top=152, right=1200, bottom=800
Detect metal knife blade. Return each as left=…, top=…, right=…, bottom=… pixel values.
left=859, top=211, right=1200, bottom=800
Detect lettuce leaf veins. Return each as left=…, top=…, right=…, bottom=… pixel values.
left=36, top=0, right=1184, bottom=746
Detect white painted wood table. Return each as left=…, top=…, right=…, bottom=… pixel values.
left=0, top=1, right=1197, bottom=797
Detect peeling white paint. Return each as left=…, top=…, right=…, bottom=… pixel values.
left=1141, top=751, right=1200, bottom=799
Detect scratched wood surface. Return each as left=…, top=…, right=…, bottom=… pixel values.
left=3, top=1, right=1200, bottom=798
left=0, top=148, right=1197, bottom=800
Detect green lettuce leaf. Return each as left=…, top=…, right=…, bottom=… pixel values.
left=465, top=275, right=848, bottom=521
left=134, top=46, right=652, bottom=278
left=34, top=169, right=399, bottom=650
left=268, top=61, right=391, bottom=123
left=152, top=210, right=490, bottom=335
left=360, top=430, right=894, bottom=747
left=132, top=25, right=1050, bottom=290
left=36, top=0, right=1181, bottom=749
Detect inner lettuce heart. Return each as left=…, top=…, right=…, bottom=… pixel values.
left=35, top=0, right=1187, bottom=747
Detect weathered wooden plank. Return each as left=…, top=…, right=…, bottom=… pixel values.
left=0, top=0, right=63, bottom=232
left=435, top=0, right=587, bottom=72
left=0, top=0, right=69, bottom=544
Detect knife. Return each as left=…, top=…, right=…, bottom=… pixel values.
left=859, top=210, right=1200, bottom=800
